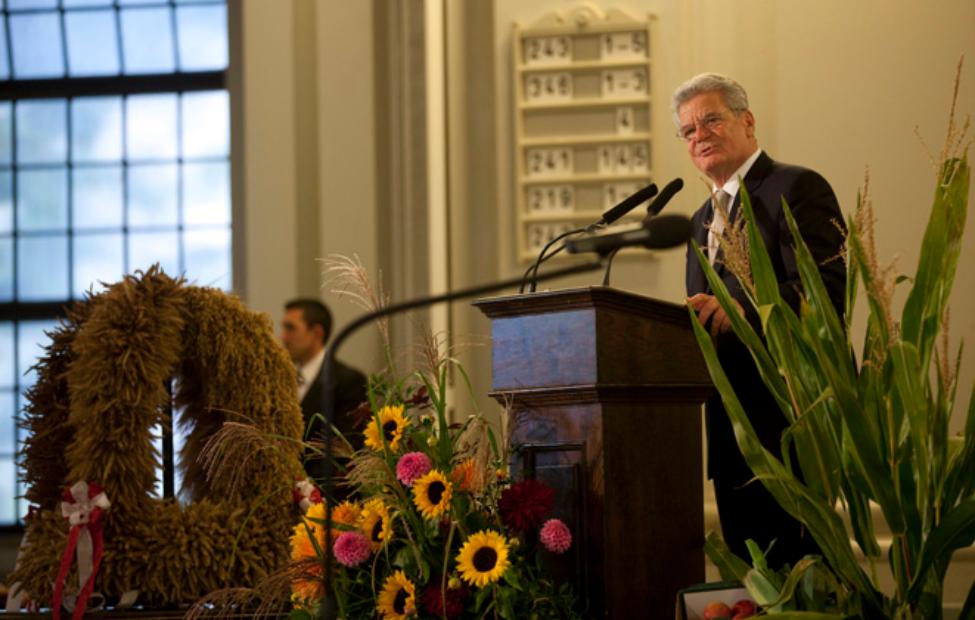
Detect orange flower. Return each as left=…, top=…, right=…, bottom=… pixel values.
left=450, top=458, right=479, bottom=493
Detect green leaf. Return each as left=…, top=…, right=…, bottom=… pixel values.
left=908, top=499, right=975, bottom=599
left=703, top=531, right=751, bottom=581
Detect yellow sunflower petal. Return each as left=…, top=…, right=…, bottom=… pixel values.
left=364, top=404, right=410, bottom=452
left=376, top=570, right=416, bottom=619
left=411, top=469, right=453, bottom=520
left=456, top=530, right=510, bottom=588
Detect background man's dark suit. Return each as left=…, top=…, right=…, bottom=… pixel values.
left=685, top=151, right=846, bottom=566
left=301, top=359, right=367, bottom=481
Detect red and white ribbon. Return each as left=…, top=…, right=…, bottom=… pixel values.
left=53, top=481, right=110, bottom=620
left=292, top=478, right=322, bottom=513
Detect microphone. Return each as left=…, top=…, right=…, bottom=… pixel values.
left=591, top=182, right=658, bottom=230
left=643, top=178, right=684, bottom=219
left=521, top=182, right=659, bottom=292
left=564, top=213, right=693, bottom=256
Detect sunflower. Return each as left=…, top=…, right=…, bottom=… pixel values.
left=332, top=500, right=361, bottom=529
left=364, top=404, right=410, bottom=452
left=455, top=530, right=510, bottom=588
left=376, top=570, right=416, bottom=619
left=359, top=498, right=394, bottom=550
left=411, top=469, right=453, bottom=520
left=290, top=501, right=327, bottom=561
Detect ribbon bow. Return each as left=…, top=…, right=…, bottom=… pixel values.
left=293, top=478, right=322, bottom=513
left=53, top=481, right=110, bottom=620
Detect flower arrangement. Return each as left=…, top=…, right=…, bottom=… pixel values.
left=274, top=256, right=581, bottom=620
left=287, top=349, right=580, bottom=620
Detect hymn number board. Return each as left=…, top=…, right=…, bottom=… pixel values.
left=514, top=7, right=653, bottom=262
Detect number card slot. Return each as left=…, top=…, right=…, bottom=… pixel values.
left=596, top=142, right=651, bottom=174
left=600, top=31, right=648, bottom=60
left=523, top=35, right=572, bottom=65
left=526, top=147, right=573, bottom=178
left=601, top=67, right=648, bottom=98
left=523, top=107, right=649, bottom=136
left=526, top=185, right=575, bottom=214
left=524, top=72, right=573, bottom=103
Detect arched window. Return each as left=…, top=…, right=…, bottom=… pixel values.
left=0, top=0, right=232, bottom=526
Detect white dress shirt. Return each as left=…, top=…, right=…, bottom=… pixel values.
left=297, top=347, right=325, bottom=402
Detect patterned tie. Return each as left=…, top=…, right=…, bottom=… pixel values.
left=707, top=189, right=731, bottom=266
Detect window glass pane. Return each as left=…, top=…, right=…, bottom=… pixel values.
left=175, top=4, right=227, bottom=72
left=16, top=100, right=67, bottom=165
left=126, top=94, right=177, bottom=160
left=183, top=162, right=229, bottom=226
left=8, top=0, right=58, bottom=10
left=0, top=103, right=11, bottom=165
left=0, top=392, right=15, bottom=455
left=72, top=97, right=123, bottom=162
left=63, top=0, right=115, bottom=6
left=73, top=232, right=123, bottom=297
left=0, top=459, right=15, bottom=524
left=128, top=230, right=178, bottom=276
left=17, top=168, right=68, bottom=231
left=9, top=12, right=64, bottom=78
left=184, top=227, right=229, bottom=290
left=73, top=167, right=123, bottom=229
left=65, top=10, right=120, bottom=77
left=17, top=235, right=69, bottom=301
left=119, top=0, right=165, bottom=4
left=120, top=7, right=175, bottom=74
left=0, top=238, right=11, bottom=300
left=0, top=324, right=12, bottom=388
left=17, top=319, right=56, bottom=389
left=128, top=163, right=177, bottom=226
left=181, top=91, right=229, bottom=158
left=0, top=26, right=8, bottom=84
left=0, top=172, right=11, bottom=233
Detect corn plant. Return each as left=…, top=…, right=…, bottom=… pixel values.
left=687, top=117, right=973, bottom=618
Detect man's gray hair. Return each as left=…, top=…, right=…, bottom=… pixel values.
left=671, top=73, right=750, bottom=127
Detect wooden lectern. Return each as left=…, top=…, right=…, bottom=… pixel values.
left=474, top=287, right=712, bottom=619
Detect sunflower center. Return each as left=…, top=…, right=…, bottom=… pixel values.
left=382, top=421, right=398, bottom=441
left=393, top=588, right=408, bottom=614
left=472, top=546, right=498, bottom=572
left=371, top=519, right=383, bottom=542
left=427, top=481, right=446, bottom=504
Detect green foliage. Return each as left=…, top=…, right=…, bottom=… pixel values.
left=691, top=153, right=973, bottom=619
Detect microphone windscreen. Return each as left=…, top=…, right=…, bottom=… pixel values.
left=645, top=213, right=693, bottom=249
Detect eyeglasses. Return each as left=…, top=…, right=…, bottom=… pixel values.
left=676, top=111, right=735, bottom=142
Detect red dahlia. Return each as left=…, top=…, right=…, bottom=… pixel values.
left=498, top=478, right=555, bottom=532
left=420, top=581, right=468, bottom=618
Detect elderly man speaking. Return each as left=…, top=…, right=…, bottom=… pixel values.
left=675, top=73, right=846, bottom=568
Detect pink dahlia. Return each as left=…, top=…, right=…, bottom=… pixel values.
left=539, top=518, right=572, bottom=554
left=498, top=478, right=555, bottom=532
left=333, top=531, right=371, bottom=567
left=396, top=451, right=433, bottom=486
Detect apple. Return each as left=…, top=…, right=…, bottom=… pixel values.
left=702, top=601, right=732, bottom=620
left=731, top=598, right=758, bottom=618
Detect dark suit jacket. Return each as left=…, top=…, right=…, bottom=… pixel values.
left=685, top=151, right=846, bottom=477
left=301, top=359, right=368, bottom=479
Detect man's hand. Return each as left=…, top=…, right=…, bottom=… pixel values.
left=687, top=293, right=744, bottom=337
